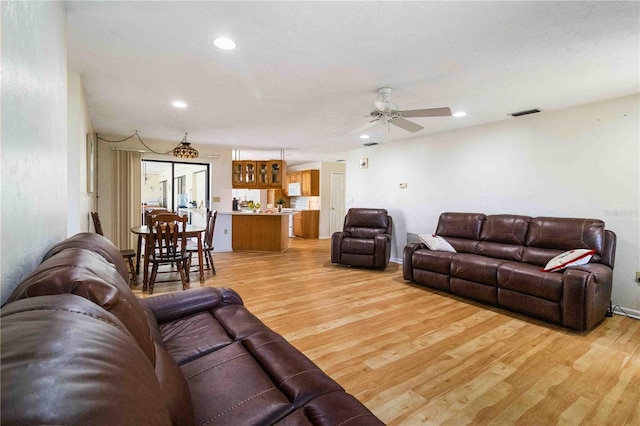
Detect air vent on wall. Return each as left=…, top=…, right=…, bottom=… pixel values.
left=363, top=142, right=378, bottom=147
left=510, top=108, right=541, bottom=117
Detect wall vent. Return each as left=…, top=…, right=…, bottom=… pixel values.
left=510, top=108, right=541, bottom=117
left=363, top=142, right=378, bottom=147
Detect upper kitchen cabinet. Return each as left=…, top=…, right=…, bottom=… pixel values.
left=233, top=160, right=285, bottom=189
left=287, top=169, right=319, bottom=196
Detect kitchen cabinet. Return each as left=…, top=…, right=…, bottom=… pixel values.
left=301, top=170, right=319, bottom=196
left=233, top=160, right=285, bottom=189
left=286, top=169, right=319, bottom=196
left=293, top=210, right=319, bottom=239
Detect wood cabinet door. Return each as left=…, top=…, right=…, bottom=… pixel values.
left=232, top=161, right=244, bottom=187
left=243, top=161, right=257, bottom=186
left=293, top=213, right=302, bottom=237
left=268, top=161, right=283, bottom=188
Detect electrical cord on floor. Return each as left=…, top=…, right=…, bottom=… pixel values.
left=612, top=304, right=640, bottom=320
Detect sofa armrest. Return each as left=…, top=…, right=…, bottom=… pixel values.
left=331, top=231, right=348, bottom=263
left=142, top=287, right=243, bottom=324
left=374, top=233, right=392, bottom=268
left=561, top=263, right=613, bottom=331
left=403, top=242, right=426, bottom=281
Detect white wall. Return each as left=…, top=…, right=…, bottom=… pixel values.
left=346, top=95, right=640, bottom=311
left=1, top=1, right=68, bottom=304
left=67, top=72, right=96, bottom=234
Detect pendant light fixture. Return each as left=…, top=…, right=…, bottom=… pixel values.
left=173, top=133, right=199, bottom=159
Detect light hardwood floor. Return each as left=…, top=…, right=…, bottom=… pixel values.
left=134, top=238, right=640, bottom=425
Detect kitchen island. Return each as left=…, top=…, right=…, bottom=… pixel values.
left=222, top=211, right=289, bottom=252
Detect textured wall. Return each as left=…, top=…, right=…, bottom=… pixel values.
left=1, top=1, right=68, bottom=304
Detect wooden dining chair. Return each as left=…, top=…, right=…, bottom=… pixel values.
left=90, top=211, right=137, bottom=286
left=187, top=210, right=217, bottom=275
left=147, top=213, right=191, bottom=294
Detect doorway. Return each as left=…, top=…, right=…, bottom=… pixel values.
left=330, top=172, right=346, bottom=235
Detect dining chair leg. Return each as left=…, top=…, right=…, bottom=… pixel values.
left=148, top=264, right=158, bottom=294
left=127, top=256, right=137, bottom=287
left=179, top=261, right=189, bottom=290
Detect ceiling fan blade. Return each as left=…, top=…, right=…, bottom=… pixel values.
left=391, top=116, right=424, bottom=133
left=399, top=107, right=452, bottom=118
left=350, top=118, right=380, bottom=134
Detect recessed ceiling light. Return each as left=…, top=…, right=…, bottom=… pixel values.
left=360, top=134, right=370, bottom=139
left=172, top=100, right=187, bottom=108
left=214, top=37, right=236, bottom=50
left=453, top=111, right=467, bottom=117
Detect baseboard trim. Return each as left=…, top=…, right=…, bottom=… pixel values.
left=613, top=305, right=640, bottom=320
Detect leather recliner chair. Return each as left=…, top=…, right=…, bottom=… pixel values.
left=331, top=208, right=393, bottom=269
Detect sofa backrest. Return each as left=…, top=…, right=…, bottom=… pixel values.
left=42, top=232, right=130, bottom=283
left=1, top=294, right=172, bottom=425
left=343, top=208, right=392, bottom=238
left=435, top=212, right=485, bottom=253
left=435, top=212, right=614, bottom=268
left=476, top=214, right=530, bottom=261
left=6, top=246, right=156, bottom=364
left=523, top=217, right=605, bottom=267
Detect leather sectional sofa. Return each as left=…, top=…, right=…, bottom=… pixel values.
left=1, top=233, right=383, bottom=425
left=403, top=213, right=616, bottom=331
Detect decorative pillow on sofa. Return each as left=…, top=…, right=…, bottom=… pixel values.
left=542, top=249, right=595, bottom=272
left=418, top=234, right=457, bottom=253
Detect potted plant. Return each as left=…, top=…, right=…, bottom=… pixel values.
left=276, top=198, right=285, bottom=212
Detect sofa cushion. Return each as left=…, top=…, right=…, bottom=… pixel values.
left=181, top=341, right=294, bottom=426
left=526, top=217, right=604, bottom=255
left=450, top=278, right=498, bottom=305
left=42, top=232, right=130, bottom=283
left=341, top=237, right=375, bottom=255
left=497, top=262, right=563, bottom=301
left=480, top=214, right=531, bottom=244
left=6, top=247, right=155, bottom=364
left=451, top=254, right=506, bottom=286
left=412, top=249, right=456, bottom=275
left=159, top=311, right=233, bottom=365
left=476, top=241, right=524, bottom=261
left=1, top=294, right=171, bottom=425
left=436, top=212, right=485, bottom=240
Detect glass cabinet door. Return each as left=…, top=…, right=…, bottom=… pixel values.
left=269, top=161, right=281, bottom=186
left=244, top=162, right=256, bottom=185
left=257, top=162, right=269, bottom=185
left=232, top=161, right=244, bottom=186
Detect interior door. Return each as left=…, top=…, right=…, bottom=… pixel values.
left=330, top=173, right=346, bottom=235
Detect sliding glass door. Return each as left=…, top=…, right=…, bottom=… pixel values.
left=142, top=160, right=210, bottom=213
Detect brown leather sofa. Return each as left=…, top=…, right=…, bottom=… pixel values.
left=1, top=233, right=383, bottom=425
left=403, top=213, right=616, bottom=331
left=331, top=208, right=393, bottom=269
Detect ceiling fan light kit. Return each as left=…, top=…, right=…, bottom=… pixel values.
left=356, top=87, right=453, bottom=134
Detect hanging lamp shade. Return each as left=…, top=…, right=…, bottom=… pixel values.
left=173, top=133, right=199, bottom=159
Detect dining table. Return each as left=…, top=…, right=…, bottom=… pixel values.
left=130, top=224, right=206, bottom=290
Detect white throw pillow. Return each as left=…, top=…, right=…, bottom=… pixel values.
left=418, top=234, right=457, bottom=253
left=542, top=249, right=595, bottom=272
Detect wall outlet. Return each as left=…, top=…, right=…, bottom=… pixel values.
left=213, top=196, right=221, bottom=202
left=224, top=229, right=228, bottom=235
left=399, top=182, right=408, bottom=189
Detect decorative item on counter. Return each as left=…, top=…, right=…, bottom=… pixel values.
left=232, top=197, right=239, bottom=211
left=276, top=198, right=285, bottom=212
left=248, top=201, right=261, bottom=213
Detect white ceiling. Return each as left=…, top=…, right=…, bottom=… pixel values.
left=66, top=1, right=639, bottom=164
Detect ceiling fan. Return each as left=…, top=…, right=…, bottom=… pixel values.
left=353, top=87, right=451, bottom=134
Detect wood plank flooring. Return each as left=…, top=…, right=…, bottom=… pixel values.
left=134, top=238, right=640, bottom=425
